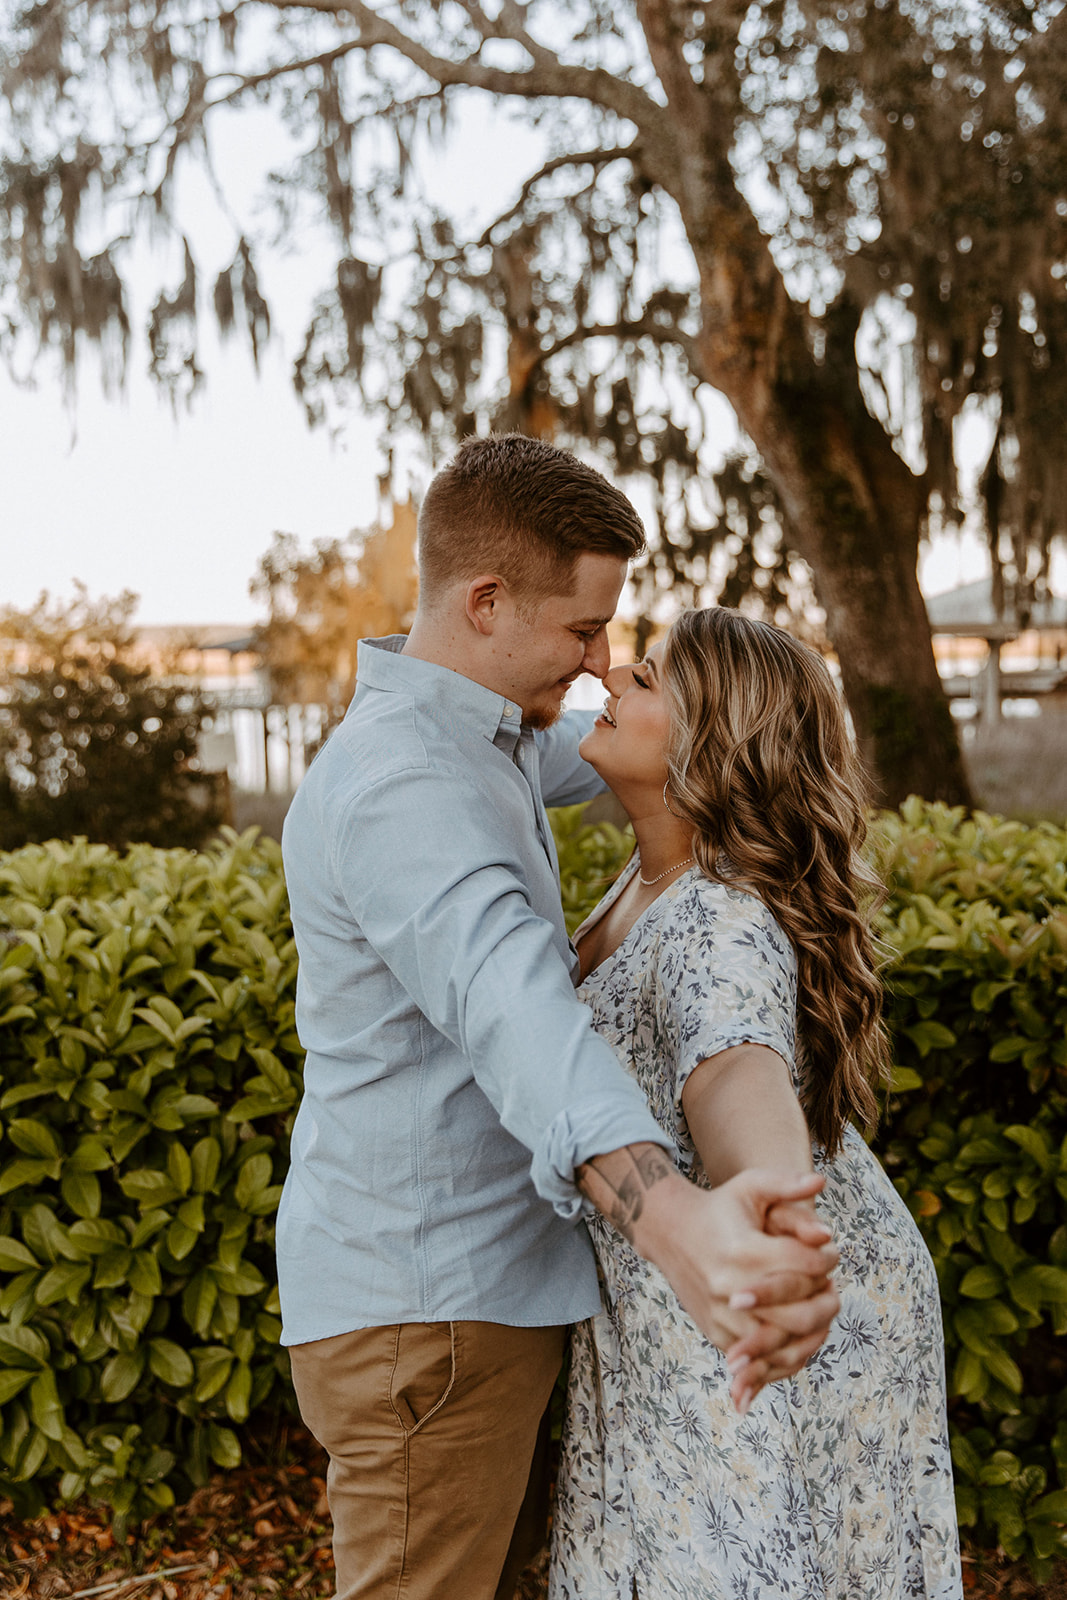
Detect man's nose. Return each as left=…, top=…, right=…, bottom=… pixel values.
left=582, top=629, right=612, bottom=680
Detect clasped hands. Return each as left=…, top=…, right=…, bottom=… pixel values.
left=628, top=1167, right=840, bottom=1415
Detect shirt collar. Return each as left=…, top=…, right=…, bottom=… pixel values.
left=356, top=635, right=524, bottom=753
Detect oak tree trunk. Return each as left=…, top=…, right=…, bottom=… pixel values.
left=637, top=0, right=974, bottom=808
left=697, top=290, right=974, bottom=808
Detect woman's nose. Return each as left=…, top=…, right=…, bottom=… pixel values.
left=601, top=662, right=633, bottom=694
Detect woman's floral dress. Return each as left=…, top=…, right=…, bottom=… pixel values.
left=548, top=859, right=962, bottom=1600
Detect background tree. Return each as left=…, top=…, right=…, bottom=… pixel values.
left=4, top=1, right=1067, bottom=802
left=250, top=500, right=418, bottom=725
left=0, top=589, right=225, bottom=851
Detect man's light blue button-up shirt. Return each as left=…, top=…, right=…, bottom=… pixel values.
left=276, top=636, right=670, bottom=1346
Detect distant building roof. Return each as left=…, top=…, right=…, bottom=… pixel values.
left=925, top=578, right=1067, bottom=639
left=135, top=624, right=260, bottom=654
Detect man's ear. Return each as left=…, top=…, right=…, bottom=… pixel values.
left=465, top=574, right=506, bottom=635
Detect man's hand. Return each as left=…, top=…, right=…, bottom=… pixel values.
left=577, top=1147, right=839, bottom=1407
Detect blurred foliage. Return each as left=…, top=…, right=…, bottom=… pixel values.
left=250, top=503, right=418, bottom=728
left=550, top=804, right=635, bottom=937
left=0, top=590, right=224, bottom=852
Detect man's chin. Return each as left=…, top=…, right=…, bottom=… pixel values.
left=524, top=701, right=564, bottom=732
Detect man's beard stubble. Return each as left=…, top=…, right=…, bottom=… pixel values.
left=523, top=699, right=565, bottom=732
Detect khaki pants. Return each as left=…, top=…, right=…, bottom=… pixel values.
left=289, top=1320, right=566, bottom=1600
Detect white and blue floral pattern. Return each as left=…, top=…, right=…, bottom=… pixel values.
left=548, top=858, right=962, bottom=1600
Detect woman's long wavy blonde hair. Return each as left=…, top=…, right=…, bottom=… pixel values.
left=661, top=607, right=890, bottom=1156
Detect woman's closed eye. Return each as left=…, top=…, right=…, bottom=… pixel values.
left=631, top=668, right=651, bottom=689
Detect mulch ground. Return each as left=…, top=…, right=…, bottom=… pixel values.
left=1, top=1425, right=1064, bottom=1599
left=0, top=1423, right=334, bottom=1600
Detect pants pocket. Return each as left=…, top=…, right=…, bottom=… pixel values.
left=389, top=1321, right=457, bottom=1436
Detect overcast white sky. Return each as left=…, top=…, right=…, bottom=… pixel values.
left=3, top=332, right=386, bottom=625
left=1, top=88, right=998, bottom=629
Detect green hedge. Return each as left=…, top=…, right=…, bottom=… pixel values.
left=0, top=831, right=302, bottom=1522
left=870, top=800, right=1067, bottom=1572
left=0, top=804, right=1066, bottom=1570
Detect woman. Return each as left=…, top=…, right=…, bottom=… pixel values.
left=548, top=608, right=962, bottom=1600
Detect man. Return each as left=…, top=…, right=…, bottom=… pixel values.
left=278, top=435, right=838, bottom=1600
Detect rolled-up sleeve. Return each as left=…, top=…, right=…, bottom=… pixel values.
left=334, top=762, right=670, bottom=1214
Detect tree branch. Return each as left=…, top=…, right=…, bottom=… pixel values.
left=147, top=42, right=366, bottom=205
left=449, top=0, right=558, bottom=70
left=539, top=316, right=702, bottom=372
left=497, top=0, right=548, bottom=58
left=634, top=0, right=712, bottom=136
left=633, top=0, right=737, bottom=211
left=205, top=38, right=368, bottom=109
left=275, top=0, right=670, bottom=140
left=475, top=145, right=641, bottom=247
left=150, top=44, right=449, bottom=212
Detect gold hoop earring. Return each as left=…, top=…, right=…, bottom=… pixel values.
left=663, top=779, right=680, bottom=818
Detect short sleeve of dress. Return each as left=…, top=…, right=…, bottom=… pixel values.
left=654, top=878, right=799, bottom=1150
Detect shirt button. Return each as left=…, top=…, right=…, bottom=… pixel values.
left=517, top=748, right=525, bottom=763
left=503, top=704, right=517, bottom=719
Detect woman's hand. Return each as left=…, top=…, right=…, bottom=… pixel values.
left=588, top=1152, right=836, bottom=1345
left=723, top=1194, right=841, bottom=1410
left=577, top=1144, right=840, bottom=1412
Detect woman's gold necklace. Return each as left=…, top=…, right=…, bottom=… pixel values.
left=638, top=858, right=693, bottom=888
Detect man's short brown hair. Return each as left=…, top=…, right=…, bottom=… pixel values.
left=417, top=434, right=646, bottom=608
